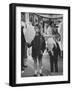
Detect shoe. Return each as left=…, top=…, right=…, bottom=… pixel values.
left=55, top=71, right=58, bottom=73
left=21, top=70, right=24, bottom=74
left=34, top=74, right=38, bottom=76
left=51, top=70, right=53, bottom=72
left=24, top=65, right=28, bottom=68
left=40, top=73, right=43, bottom=76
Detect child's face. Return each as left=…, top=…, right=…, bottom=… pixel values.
left=35, top=26, right=39, bottom=32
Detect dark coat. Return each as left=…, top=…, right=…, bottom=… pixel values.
left=21, top=26, right=27, bottom=59
left=53, top=42, right=61, bottom=57
left=21, top=26, right=26, bottom=70
left=28, top=33, right=46, bottom=59
left=48, top=42, right=61, bottom=58
left=49, top=42, right=61, bottom=72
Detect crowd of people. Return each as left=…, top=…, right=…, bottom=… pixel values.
left=21, top=19, right=62, bottom=76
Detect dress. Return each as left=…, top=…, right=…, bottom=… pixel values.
left=28, top=33, right=46, bottom=61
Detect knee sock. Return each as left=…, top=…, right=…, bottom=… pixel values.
left=35, top=70, right=37, bottom=75
left=39, top=69, right=42, bottom=74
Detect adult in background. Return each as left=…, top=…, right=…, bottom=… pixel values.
left=21, top=22, right=27, bottom=73
left=46, top=22, right=61, bottom=72
left=47, top=35, right=61, bottom=72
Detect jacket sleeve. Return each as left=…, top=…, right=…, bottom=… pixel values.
left=27, top=40, right=33, bottom=48
left=41, top=37, right=46, bottom=53
left=57, top=43, right=61, bottom=56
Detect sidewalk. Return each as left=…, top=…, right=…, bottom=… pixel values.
left=21, top=54, right=63, bottom=77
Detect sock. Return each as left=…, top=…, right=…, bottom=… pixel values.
left=41, top=66, right=43, bottom=69
left=39, top=69, right=42, bottom=74
left=35, top=70, right=37, bottom=75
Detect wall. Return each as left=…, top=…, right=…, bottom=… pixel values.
left=0, top=0, right=72, bottom=90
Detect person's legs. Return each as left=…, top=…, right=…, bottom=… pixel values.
left=54, top=57, right=58, bottom=72
left=21, top=45, right=27, bottom=73
left=38, top=55, right=43, bottom=76
left=21, top=45, right=24, bottom=71
left=21, top=57, right=24, bottom=71
left=39, top=60, right=42, bottom=73
left=50, top=56, right=54, bottom=72
left=23, top=44, right=28, bottom=67
left=33, top=57, right=38, bottom=76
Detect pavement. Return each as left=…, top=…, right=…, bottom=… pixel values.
left=21, top=53, right=63, bottom=77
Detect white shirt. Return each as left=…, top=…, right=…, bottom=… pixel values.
left=46, top=25, right=52, bottom=36
left=46, top=37, right=57, bottom=55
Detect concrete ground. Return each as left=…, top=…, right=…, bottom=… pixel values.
left=21, top=53, right=63, bottom=77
